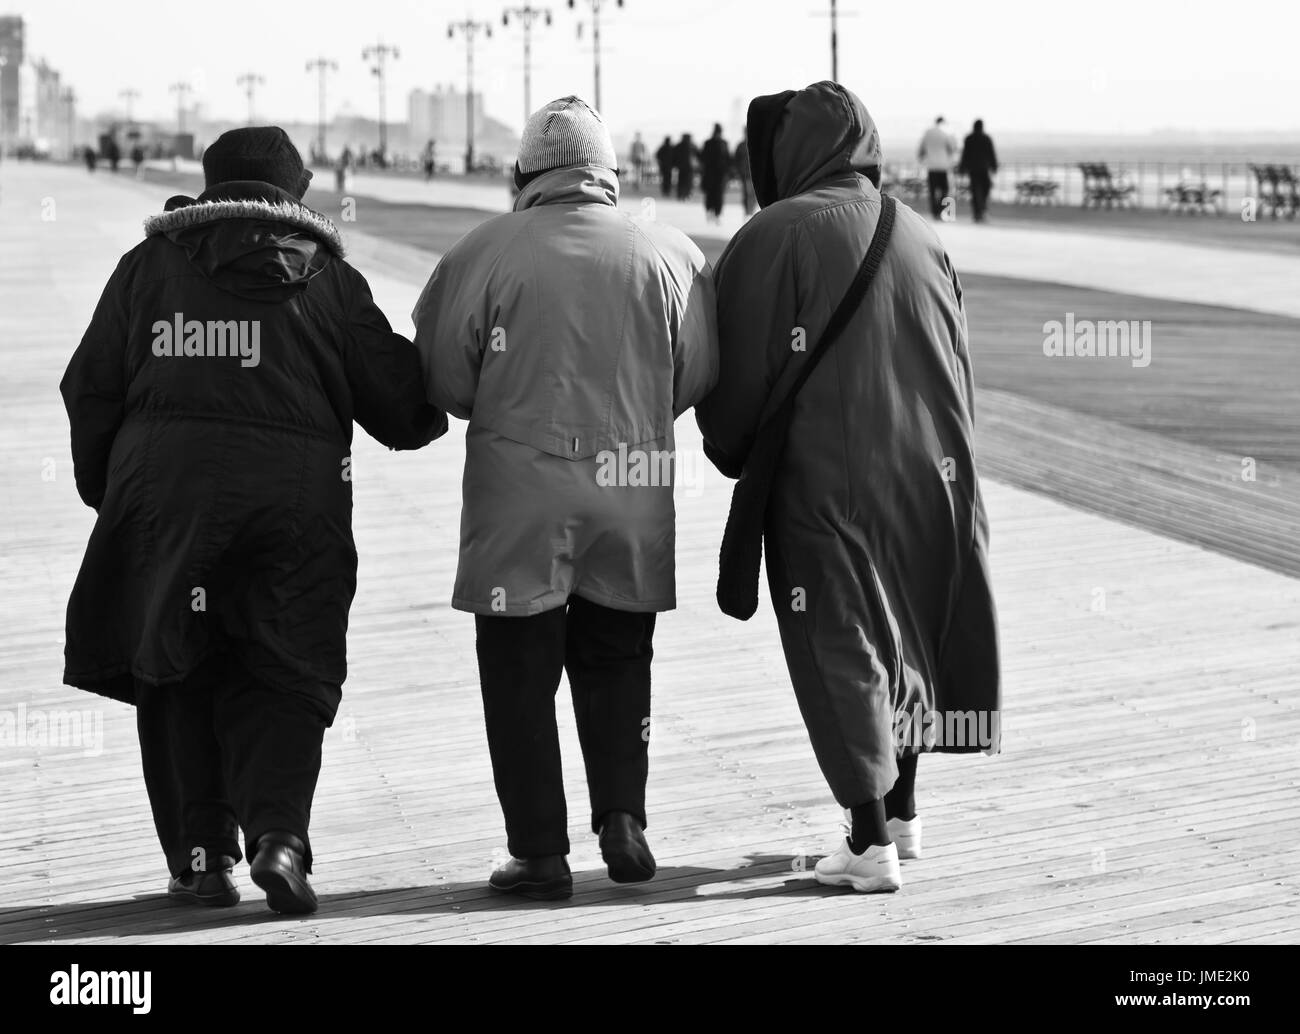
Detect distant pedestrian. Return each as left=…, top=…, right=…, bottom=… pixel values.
left=958, top=119, right=998, bottom=223
left=734, top=132, right=753, bottom=217
left=422, top=139, right=437, bottom=181
left=131, top=143, right=145, bottom=177
left=673, top=133, right=698, bottom=201
left=82, top=145, right=96, bottom=173
left=917, top=115, right=957, bottom=219
left=335, top=145, right=354, bottom=192
left=655, top=135, right=675, bottom=197
left=105, top=137, right=121, bottom=174
left=700, top=123, right=730, bottom=222
left=630, top=132, right=647, bottom=187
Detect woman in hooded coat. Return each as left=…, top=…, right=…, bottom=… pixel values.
left=696, top=82, right=1000, bottom=893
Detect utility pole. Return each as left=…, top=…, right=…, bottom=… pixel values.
left=502, top=5, right=552, bottom=126
left=63, top=86, right=76, bottom=159
left=305, top=57, right=338, bottom=161
left=448, top=19, right=492, bottom=174
left=169, top=81, right=193, bottom=134
left=830, top=0, right=838, bottom=82
left=118, top=87, right=140, bottom=125
left=812, top=1, right=855, bottom=82
left=362, top=40, right=399, bottom=162
left=568, top=0, right=623, bottom=114
left=236, top=72, right=264, bottom=124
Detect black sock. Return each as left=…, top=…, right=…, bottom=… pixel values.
left=848, top=799, right=888, bottom=853
left=885, top=753, right=918, bottom=821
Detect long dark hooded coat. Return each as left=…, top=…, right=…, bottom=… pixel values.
left=696, top=82, right=1000, bottom=804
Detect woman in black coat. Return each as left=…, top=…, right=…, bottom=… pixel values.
left=60, top=127, right=445, bottom=915
left=700, top=123, right=731, bottom=222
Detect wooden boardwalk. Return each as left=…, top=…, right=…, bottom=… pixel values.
left=1, top=164, right=1297, bottom=944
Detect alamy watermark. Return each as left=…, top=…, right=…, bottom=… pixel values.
left=151, top=312, right=261, bottom=368
left=0, top=704, right=104, bottom=757
left=1043, top=312, right=1151, bottom=368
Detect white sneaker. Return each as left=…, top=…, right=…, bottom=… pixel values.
left=888, top=815, right=922, bottom=859
left=814, top=838, right=901, bottom=893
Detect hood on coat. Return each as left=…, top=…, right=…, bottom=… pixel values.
left=747, top=81, right=883, bottom=207
left=144, top=180, right=342, bottom=302
left=513, top=164, right=619, bottom=212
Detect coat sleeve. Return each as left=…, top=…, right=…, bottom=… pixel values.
left=671, top=260, right=720, bottom=417
left=343, top=265, right=448, bottom=450
left=411, top=246, right=484, bottom=421
left=694, top=221, right=799, bottom=478
left=60, top=255, right=131, bottom=511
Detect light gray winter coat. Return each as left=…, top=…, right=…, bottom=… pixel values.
left=413, top=164, right=718, bottom=615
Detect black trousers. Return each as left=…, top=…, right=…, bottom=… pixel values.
left=475, top=595, right=656, bottom=859
left=927, top=170, right=950, bottom=217
left=969, top=170, right=992, bottom=221
left=135, top=652, right=328, bottom=877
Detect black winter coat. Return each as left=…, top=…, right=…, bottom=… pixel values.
left=60, top=181, right=446, bottom=719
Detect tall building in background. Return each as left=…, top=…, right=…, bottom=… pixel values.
left=0, top=14, right=24, bottom=153
left=0, top=14, right=76, bottom=156
left=408, top=84, right=485, bottom=150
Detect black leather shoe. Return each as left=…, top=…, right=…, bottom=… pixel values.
left=249, top=831, right=318, bottom=915
left=488, top=855, right=573, bottom=901
left=167, top=869, right=240, bottom=908
left=599, top=811, right=656, bottom=884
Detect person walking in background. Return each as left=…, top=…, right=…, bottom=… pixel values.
left=422, top=139, right=437, bottom=181
left=655, top=135, right=675, bottom=197
left=629, top=131, right=647, bottom=187
left=959, top=119, right=998, bottom=223
left=734, top=131, right=754, bottom=217
left=698, top=82, right=1000, bottom=894
left=700, top=123, right=730, bottom=223
left=412, top=97, right=718, bottom=902
left=130, top=142, right=145, bottom=177
left=335, top=144, right=354, bottom=192
left=59, top=127, right=446, bottom=917
left=673, top=133, right=698, bottom=201
left=82, top=144, right=96, bottom=173
left=917, top=115, right=957, bottom=218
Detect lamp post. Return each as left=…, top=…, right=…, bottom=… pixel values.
left=567, top=0, right=623, bottom=114
left=236, top=71, right=264, bottom=125
left=169, top=81, right=193, bottom=133
left=502, top=5, right=552, bottom=125
left=448, top=19, right=492, bottom=174
left=362, top=40, right=399, bottom=161
left=305, top=57, right=337, bottom=161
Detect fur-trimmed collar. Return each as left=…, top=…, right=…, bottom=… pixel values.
left=144, top=196, right=345, bottom=256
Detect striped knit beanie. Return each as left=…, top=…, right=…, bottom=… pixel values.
left=516, top=96, right=617, bottom=175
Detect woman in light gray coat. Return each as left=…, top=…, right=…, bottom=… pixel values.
left=413, top=97, right=718, bottom=900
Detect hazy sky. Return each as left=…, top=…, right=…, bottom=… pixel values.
left=6, top=0, right=1296, bottom=143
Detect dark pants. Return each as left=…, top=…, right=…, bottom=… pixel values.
left=927, top=170, right=950, bottom=218
left=658, top=163, right=673, bottom=196
left=475, top=595, right=656, bottom=859
left=135, top=652, right=328, bottom=877
left=969, top=170, right=992, bottom=221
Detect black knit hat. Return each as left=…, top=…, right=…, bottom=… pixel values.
left=202, top=126, right=311, bottom=198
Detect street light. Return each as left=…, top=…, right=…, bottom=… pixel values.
left=236, top=72, right=265, bottom=125
left=169, top=81, right=193, bottom=134
left=119, top=87, right=140, bottom=126
left=448, top=20, right=492, bottom=174
left=567, top=0, right=623, bottom=114
left=502, top=6, right=552, bottom=126
left=305, top=57, right=338, bottom=162
left=362, top=41, right=399, bottom=161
